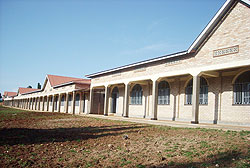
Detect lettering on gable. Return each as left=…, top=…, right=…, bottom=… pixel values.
left=165, top=57, right=183, bottom=66
left=213, top=45, right=239, bottom=57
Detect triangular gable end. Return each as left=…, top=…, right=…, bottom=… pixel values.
left=193, top=0, right=250, bottom=65
left=41, top=75, right=52, bottom=92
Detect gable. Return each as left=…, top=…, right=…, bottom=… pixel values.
left=194, top=1, right=250, bottom=66
left=43, top=79, right=52, bottom=92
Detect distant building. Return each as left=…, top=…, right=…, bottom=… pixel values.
left=4, top=74, right=90, bottom=114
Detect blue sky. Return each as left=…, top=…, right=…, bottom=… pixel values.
left=0, top=0, right=226, bottom=95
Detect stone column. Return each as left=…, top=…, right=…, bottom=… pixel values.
left=72, top=91, right=76, bottom=114
left=191, top=75, right=200, bottom=124
left=104, top=86, right=109, bottom=116
left=151, top=79, right=158, bottom=120
left=52, top=95, right=55, bottom=112
left=123, top=83, right=130, bottom=117
left=58, top=94, right=62, bottom=112
left=65, top=93, right=69, bottom=113
left=88, top=88, right=94, bottom=114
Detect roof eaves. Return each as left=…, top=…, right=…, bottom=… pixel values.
left=53, top=81, right=74, bottom=88
left=22, top=89, right=41, bottom=95
left=53, top=80, right=90, bottom=88
left=85, top=50, right=187, bottom=78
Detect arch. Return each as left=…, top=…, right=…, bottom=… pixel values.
left=111, top=87, right=119, bottom=113
left=232, top=68, right=250, bottom=84
left=185, top=76, right=208, bottom=105
left=75, top=93, right=80, bottom=106
left=111, top=86, right=119, bottom=94
left=158, top=80, right=170, bottom=105
left=131, top=84, right=143, bottom=105
left=233, top=70, right=250, bottom=104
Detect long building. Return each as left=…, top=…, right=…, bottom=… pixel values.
left=3, top=74, right=91, bottom=115
left=86, top=0, right=250, bottom=126
left=3, top=0, right=250, bottom=126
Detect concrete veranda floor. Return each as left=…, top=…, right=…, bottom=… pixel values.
left=81, top=114, right=250, bottom=132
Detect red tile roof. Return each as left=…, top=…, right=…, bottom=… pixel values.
left=3, top=91, right=17, bottom=97
left=47, top=74, right=90, bottom=87
left=18, top=87, right=40, bottom=94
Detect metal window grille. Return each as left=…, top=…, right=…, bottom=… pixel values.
left=130, top=84, right=143, bottom=105
left=234, top=83, right=250, bottom=104
left=158, top=81, right=170, bottom=105
left=185, top=77, right=208, bottom=105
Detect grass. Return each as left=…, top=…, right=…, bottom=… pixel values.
left=0, top=105, right=250, bottom=167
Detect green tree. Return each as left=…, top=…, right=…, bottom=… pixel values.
left=37, top=83, right=41, bottom=89
left=27, top=86, right=32, bottom=88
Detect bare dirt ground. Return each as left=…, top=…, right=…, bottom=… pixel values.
left=0, top=105, right=249, bottom=168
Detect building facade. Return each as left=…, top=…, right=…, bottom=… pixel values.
left=3, top=75, right=91, bottom=115
left=86, top=0, right=250, bottom=126
left=3, top=0, right=250, bottom=126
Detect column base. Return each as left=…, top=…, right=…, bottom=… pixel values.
left=151, top=118, right=157, bottom=120
left=104, top=114, right=108, bottom=116
left=191, top=121, right=199, bottom=124
left=123, top=115, right=128, bottom=118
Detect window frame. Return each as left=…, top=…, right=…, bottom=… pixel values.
left=233, top=71, right=250, bottom=105
left=185, top=77, right=208, bottom=105
left=158, top=81, right=170, bottom=105
left=130, top=84, right=143, bottom=105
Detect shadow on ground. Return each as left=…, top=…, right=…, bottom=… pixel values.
left=145, top=150, right=245, bottom=168
left=0, top=124, right=147, bottom=145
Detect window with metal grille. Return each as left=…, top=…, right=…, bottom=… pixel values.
left=130, top=84, right=143, bottom=105
left=185, top=77, right=208, bottom=105
left=158, top=81, right=170, bottom=105
left=233, top=71, right=250, bottom=105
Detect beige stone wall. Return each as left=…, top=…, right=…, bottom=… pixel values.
left=220, top=75, right=250, bottom=124
left=194, top=2, right=250, bottom=67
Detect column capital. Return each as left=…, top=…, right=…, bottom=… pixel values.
left=190, top=71, right=202, bottom=77
left=124, top=81, right=130, bottom=85
left=151, top=77, right=159, bottom=82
